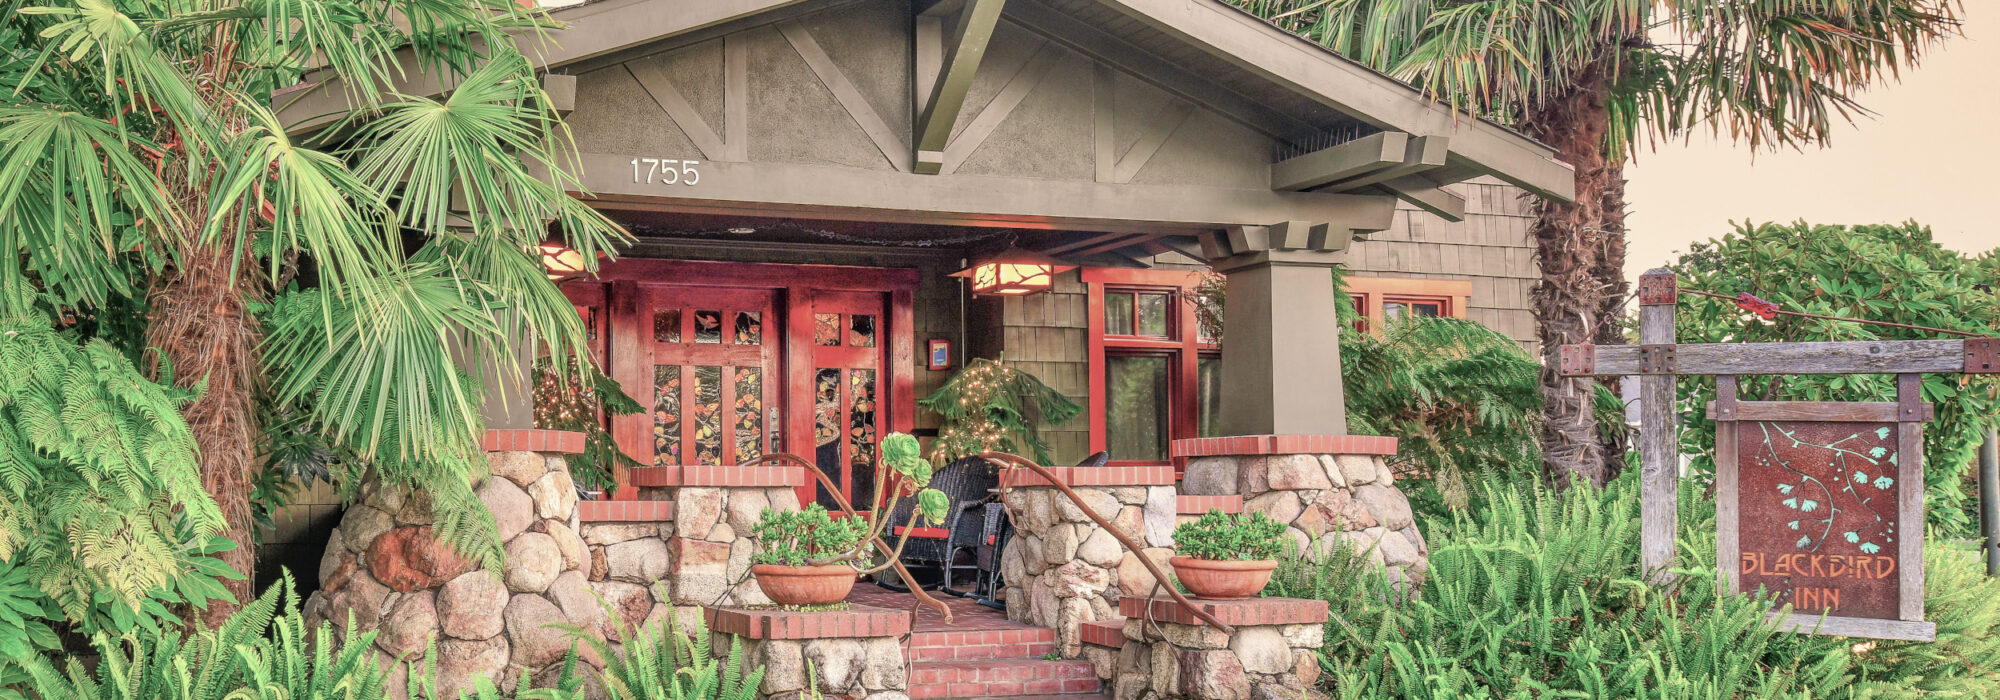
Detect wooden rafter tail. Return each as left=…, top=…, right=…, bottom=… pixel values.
left=977, top=451, right=1237, bottom=636
left=740, top=453, right=954, bottom=625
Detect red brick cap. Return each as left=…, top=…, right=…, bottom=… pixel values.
left=628, top=465, right=808, bottom=488
left=482, top=429, right=586, bottom=454
left=1117, top=596, right=1329, bottom=627
left=1002, top=465, right=1175, bottom=488
left=1171, top=434, right=1397, bottom=458
left=704, top=604, right=912, bottom=640
left=1177, top=495, right=1244, bottom=515
left=577, top=500, right=675, bottom=522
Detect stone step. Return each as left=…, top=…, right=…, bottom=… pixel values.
left=908, top=659, right=1101, bottom=699
left=907, top=627, right=1058, bottom=661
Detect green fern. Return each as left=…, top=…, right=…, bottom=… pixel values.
left=0, top=306, right=230, bottom=628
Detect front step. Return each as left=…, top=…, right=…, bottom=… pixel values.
left=907, top=628, right=1057, bottom=662
left=907, top=658, right=1101, bottom=699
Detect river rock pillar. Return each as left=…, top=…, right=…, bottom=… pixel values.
left=306, top=429, right=611, bottom=698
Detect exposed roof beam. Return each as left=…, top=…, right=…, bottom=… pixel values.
left=1006, top=0, right=1319, bottom=145
left=916, top=0, right=967, bottom=15
left=1090, top=0, right=1575, bottom=201
left=1270, top=131, right=1406, bottom=192
left=914, top=0, right=1008, bottom=174
left=1375, top=176, right=1466, bottom=222
left=1322, top=135, right=1448, bottom=191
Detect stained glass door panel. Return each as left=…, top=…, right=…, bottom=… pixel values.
left=647, top=287, right=777, bottom=467
left=809, top=291, right=888, bottom=511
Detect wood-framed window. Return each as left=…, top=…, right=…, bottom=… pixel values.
left=1345, top=276, right=1472, bottom=332
left=1083, top=268, right=1220, bottom=467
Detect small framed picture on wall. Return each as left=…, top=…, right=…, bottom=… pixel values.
left=927, top=339, right=953, bottom=371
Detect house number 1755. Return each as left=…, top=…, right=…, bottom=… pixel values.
left=631, top=158, right=700, bottom=186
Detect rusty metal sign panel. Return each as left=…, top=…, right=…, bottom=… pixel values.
left=1716, top=389, right=1935, bottom=641
left=1734, top=420, right=1903, bottom=619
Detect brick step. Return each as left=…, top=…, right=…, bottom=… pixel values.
left=962, top=695, right=1110, bottom=700
left=908, top=659, right=1101, bottom=699
left=907, top=627, right=1058, bottom=662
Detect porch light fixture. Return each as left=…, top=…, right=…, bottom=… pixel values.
left=950, top=247, right=1075, bottom=296
left=537, top=240, right=587, bottom=281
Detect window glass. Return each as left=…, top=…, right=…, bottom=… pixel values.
left=1196, top=357, right=1224, bottom=438
left=849, top=314, right=876, bottom=348
left=1105, top=292, right=1134, bottom=335
left=693, top=310, right=723, bottom=344
left=1383, top=299, right=1444, bottom=321
left=849, top=369, right=878, bottom=507
left=1105, top=355, right=1169, bottom=462
left=815, top=313, right=842, bottom=346
left=1136, top=293, right=1170, bottom=337
left=652, top=365, right=681, bottom=465
left=734, top=311, right=762, bottom=346
left=653, top=309, right=681, bottom=343
left=733, top=367, right=763, bottom=463
left=691, top=365, right=722, bottom=464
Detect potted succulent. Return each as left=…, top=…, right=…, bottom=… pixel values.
left=1169, top=510, right=1287, bottom=600
left=748, top=432, right=949, bottom=606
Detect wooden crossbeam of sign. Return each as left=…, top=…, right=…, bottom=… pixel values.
left=1559, top=338, right=1998, bottom=377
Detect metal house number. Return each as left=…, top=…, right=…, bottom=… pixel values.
left=630, top=157, right=700, bottom=186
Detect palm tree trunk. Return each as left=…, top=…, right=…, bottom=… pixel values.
left=1521, top=54, right=1619, bottom=488
left=147, top=243, right=263, bottom=626
left=1592, top=158, right=1634, bottom=462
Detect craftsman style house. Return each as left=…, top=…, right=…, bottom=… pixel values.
left=265, top=0, right=1569, bottom=553
left=274, top=1, right=1576, bottom=696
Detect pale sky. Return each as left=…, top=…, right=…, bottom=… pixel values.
left=1624, top=3, right=2000, bottom=282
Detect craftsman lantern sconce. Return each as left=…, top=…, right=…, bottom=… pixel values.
left=951, top=247, right=1075, bottom=296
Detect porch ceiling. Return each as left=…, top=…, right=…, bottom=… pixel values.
left=593, top=208, right=1199, bottom=268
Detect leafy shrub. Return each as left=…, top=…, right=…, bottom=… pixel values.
left=532, top=357, right=644, bottom=492
left=1289, top=473, right=2000, bottom=699
left=1671, top=222, right=1999, bottom=534
left=750, top=504, right=870, bottom=568
left=919, top=357, right=1082, bottom=465
left=1173, top=510, right=1286, bottom=561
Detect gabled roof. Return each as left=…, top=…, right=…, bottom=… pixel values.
left=276, top=0, right=1574, bottom=202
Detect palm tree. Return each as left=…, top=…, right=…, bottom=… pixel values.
left=1, top=0, right=626, bottom=624
left=1232, top=0, right=1960, bottom=486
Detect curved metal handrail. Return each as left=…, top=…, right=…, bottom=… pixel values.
left=739, top=453, right=955, bottom=624
left=978, top=451, right=1234, bottom=635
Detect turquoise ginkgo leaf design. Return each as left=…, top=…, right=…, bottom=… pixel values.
left=1787, top=520, right=1800, bottom=530
left=1843, top=531, right=1859, bottom=543
left=1868, top=447, right=1887, bottom=459
left=1875, top=427, right=1891, bottom=440
left=1860, top=542, right=1882, bottom=554
left=1852, top=471, right=1867, bottom=483
left=1797, top=535, right=1813, bottom=549
left=1800, top=499, right=1820, bottom=513
left=1783, top=497, right=1798, bottom=509
left=1777, top=482, right=1795, bottom=494
left=1873, top=475, right=1894, bottom=490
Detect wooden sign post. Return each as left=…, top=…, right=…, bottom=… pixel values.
left=1561, top=269, right=1999, bottom=641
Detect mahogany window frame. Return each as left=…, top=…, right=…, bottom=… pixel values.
left=1345, top=276, right=1472, bottom=333
left=1083, top=268, right=1219, bottom=469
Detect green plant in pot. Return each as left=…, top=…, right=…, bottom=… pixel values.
left=749, top=432, right=948, bottom=606
left=1169, top=510, right=1287, bottom=600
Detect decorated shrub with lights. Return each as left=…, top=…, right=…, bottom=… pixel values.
left=918, top=357, right=1081, bottom=465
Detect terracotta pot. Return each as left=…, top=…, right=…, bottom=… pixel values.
left=751, top=564, right=857, bottom=606
left=1169, top=556, right=1278, bottom=600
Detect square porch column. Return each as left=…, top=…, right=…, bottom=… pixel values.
left=1210, top=243, right=1348, bottom=436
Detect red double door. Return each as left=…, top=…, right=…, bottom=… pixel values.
left=566, top=261, right=916, bottom=511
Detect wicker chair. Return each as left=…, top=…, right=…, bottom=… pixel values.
left=970, top=450, right=1109, bottom=607
left=875, top=456, right=1000, bottom=595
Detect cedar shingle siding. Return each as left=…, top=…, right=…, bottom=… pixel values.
left=1348, top=178, right=1540, bottom=346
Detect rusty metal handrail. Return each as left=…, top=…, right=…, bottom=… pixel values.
left=978, top=451, right=1234, bottom=635
left=739, top=453, right=954, bottom=624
